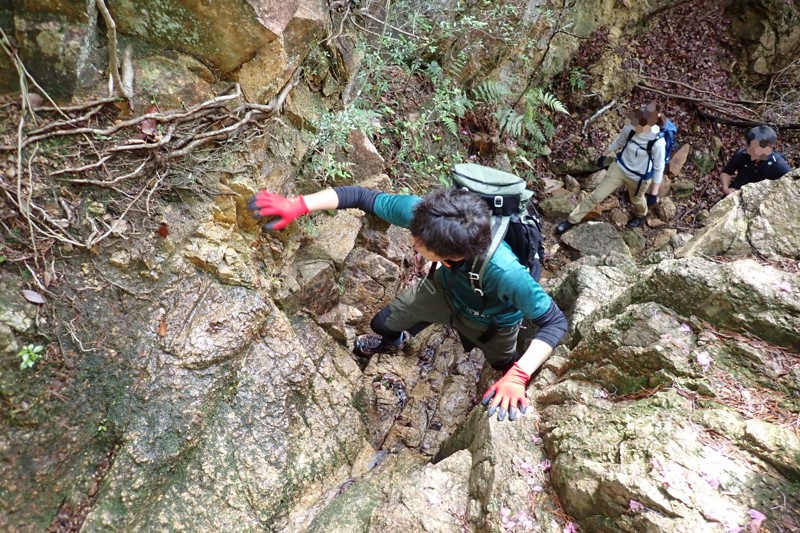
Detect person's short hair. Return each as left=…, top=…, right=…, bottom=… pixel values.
left=745, top=125, right=778, bottom=147
left=410, top=188, right=491, bottom=260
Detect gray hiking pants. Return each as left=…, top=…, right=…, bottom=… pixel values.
left=382, top=274, right=521, bottom=370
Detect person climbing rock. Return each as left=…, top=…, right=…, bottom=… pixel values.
left=720, top=125, right=792, bottom=196
left=250, top=186, right=567, bottom=422
left=555, top=102, right=670, bottom=235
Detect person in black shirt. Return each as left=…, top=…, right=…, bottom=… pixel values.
left=720, top=125, right=792, bottom=195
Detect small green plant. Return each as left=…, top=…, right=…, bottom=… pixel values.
left=18, top=344, right=44, bottom=369
left=301, top=217, right=318, bottom=237
left=336, top=276, right=346, bottom=295
left=691, top=150, right=717, bottom=176
left=307, top=106, right=380, bottom=185
left=569, top=67, right=587, bottom=91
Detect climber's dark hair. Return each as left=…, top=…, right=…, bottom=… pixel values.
left=410, top=188, right=492, bottom=260
left=745, top=125, right=777, bottom=147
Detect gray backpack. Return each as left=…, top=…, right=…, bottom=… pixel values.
left=450, top=163, right=544, bottom=295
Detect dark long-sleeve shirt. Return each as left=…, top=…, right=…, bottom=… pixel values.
left=723, top=149, right=792, bottom=189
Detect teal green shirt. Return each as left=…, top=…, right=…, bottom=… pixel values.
left=373, top=193, right=553, bottom=326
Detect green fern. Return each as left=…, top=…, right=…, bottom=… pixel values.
left=495, top=109, right=524, bottom=138
left=444, top=54, right=468, bottom=80
left=442, top=116, right=459, bottom=136
left=473, top=80, right=511, bottom=103
left=528, top=88, right=569, bottom=115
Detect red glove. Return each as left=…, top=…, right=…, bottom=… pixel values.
left=481, top=362, right=530, bottom=422
left=248, top=191, right=310, bottom=230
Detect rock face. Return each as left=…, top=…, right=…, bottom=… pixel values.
left=677, top=171, right=800, bottom=260
left=108, top=0, right=302, bottom=73
left=0, top=2, right=102, bottom=97
left=729, top=0, right=800, bottom=75
left=1, top=0, right=327, bottom=101
left=2, top=2, right=799, bottom=533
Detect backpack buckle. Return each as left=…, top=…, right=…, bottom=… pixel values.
left=469, top=272, right=480, bottom=281
left=493, top=196, right=503, bottom=208
left=473, top=288, right=484, bottom=297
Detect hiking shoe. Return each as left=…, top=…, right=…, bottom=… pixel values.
left=555, top=221, right=574, bottom=235
left=626, top=216, right=647, bottom=228
left=354, top=332, right=408, bottom=357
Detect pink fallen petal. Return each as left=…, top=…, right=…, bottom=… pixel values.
left=519, top=461, right=537, bottom=475
left=629, top=500, right=645, bottom=513
left=563, top=522, right=579, bottom=533
left=532, top=485, right=544, bottom=492
left=679, top=323, right=692, bottom=332
left=775, top=281, right=793, bottom=293
left=703, top=474, right=721, bottom=489
left=748, top=509, right=766, bottom=532
left=695, top=351, right=713, bottom=371
left=531, top=434, right=543, bottom=445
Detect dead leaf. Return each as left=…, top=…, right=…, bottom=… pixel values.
left=140, top=105, right=159, bottom=139
left=157, top=317, right=167, bottom=337
left=43, top=271, right=53, bottom=288
left=21, top=289, right=46, bottom=305
left=27, top=93, right=44, bottom=108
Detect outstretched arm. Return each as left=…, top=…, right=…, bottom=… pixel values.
left=250, top=187, right=383, bottom=230
left=303, top=189, right=340, bottom=211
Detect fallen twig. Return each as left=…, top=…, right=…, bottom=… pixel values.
left=583, top=99, right=616, bottom=133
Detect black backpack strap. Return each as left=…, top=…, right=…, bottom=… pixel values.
left=621, top=129, right=635, bottom=152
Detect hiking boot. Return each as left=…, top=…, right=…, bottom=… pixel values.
left=354, top=332, right=408, bottom=357
left=555, top=221, right=574, bottom=235
left=626, top=215, right=647, bottom=228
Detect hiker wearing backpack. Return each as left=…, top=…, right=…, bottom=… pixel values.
left=720, top=125, right=792, bottom=196
left=555, top=102, right=675, bottom=235
left=250, top=181, right=567, bottom=423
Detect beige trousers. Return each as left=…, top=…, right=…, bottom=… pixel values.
left=567, top=161, right=649, bottom=224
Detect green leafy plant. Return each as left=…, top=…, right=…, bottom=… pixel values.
left=569, top=66, right=587, bottom=91
left=427, top=62, right=473, bottom=136
left=306, top=106, right=380, bottom=184
left=691, top=150, right=717, bottom=176
left=472, top=80, right=512, bottom=103
left=492, top=87, right=567, bottom=152
left=18, top=344, right=44, bottom=369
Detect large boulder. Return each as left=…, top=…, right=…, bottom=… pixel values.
left=238, top=0, right=328, bottom=103
left=108, top=0, right=301, bottom=73
left=677, top=172, right=800, bottom=260
left=560, top=222, right=632, bottom=259
left=0, top=3, right=102, bottom=97
left=539, top=301, right=800, bottom=532
left=632, top=257, right=800, bottom=349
